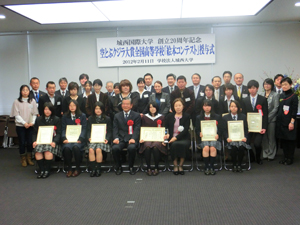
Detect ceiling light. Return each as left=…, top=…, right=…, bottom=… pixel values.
left=295, top=2, right=300, bottom=7
left=0, top=14, right=6, bottom=19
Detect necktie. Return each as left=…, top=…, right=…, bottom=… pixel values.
left=215, top=90, right=219, bottom=101
left=194, top=86, right=198, bottom=98
left=125, top=113, right=128, bottom=119
left=252, top=97, right=255, bottom=110
left=62, top=91, right=65, bottom=96
left=233, top=116, right=236, bottom=120
left=72, top=116, right=75, bottom=121
left=278, top=90, right=281, bottom=94
left=238, top=86, right=241, bottom=99
left=181, top=91, right=184, bottom=98
left=170, top=87, right=173, bottom=92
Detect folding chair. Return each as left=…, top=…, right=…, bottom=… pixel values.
left=7, top=117, right=18, bottom=147
left=0, top=115, right=9, bottom=148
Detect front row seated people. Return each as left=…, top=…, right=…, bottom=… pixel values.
left=112, top=98, right=141, bottom=175
left=33, top=102, right=62, bottom=179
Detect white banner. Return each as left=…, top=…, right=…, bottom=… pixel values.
left=97, top=34, right=215, bottom=67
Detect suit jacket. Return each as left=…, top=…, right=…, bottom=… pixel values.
left=214, top=87, right=225, bottom=102
left=188, top=85, right=205, bottom=99
left=233, top=85, right=249, bottom=99
left=113, top=111, right=141, bottom=143
left=242, top=94, right=268, bottom=130
left=222, top=113, right=249, bottom=142
left=165, top=113, right=190, bottom=141
left=62, top=95, right=85, bottom=114
left=144, top=85, right=155, bottom=94
left=38, top=94, right=62, bottom=117
left=113, top=93, right=139, bottom=114
left=32, top=115, right=61, bottom=144
left=219, top=94, right=244, bottom=115
left=30, top=90, right=46, bottom=105
left=61, top=113, right=87, bottom=143
left=134, top=90, right=152, bottom=114
left=264, top=91, right=279, bottom=123
left=78, top=86, right=94, bottom=95
left=170, top=88, right=195, bottom=116
left=148, top=92, right=171, bottom=116
left=105, top=91, right=114, bottom=97
left=55, top=90, right=69, bottom=99
left=195, top=113, right=223, bottom=141
left=86, top=115, right=112, bottom=143
left=85, top=92, right=108, bottom=117
left=162, top=85, right=178, bottom=95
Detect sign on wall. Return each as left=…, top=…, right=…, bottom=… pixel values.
left=97, top=34, right=215, bottom=67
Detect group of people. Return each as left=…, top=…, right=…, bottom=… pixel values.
left=10, top=71, right=298, bottom=178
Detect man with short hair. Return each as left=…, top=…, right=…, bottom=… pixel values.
left=211, top=76, right=224, bottom=102
left=187, top=73, right=205, bottom=99
left=29, top=77, right=46, bottom=108
left=170, top=75, right=195, bottom=115
left=273, top=74, right=284, bottom=94
left=78, top=73, right=92, bottom=95
left=105, top=81, right=114, bottom=96
left=38, top=81, right=62, bottom=117
left=233, top=73, right=249, bottom=99
left=162, top=73, right=178, bottom=94
left=143, top=73, right=155, bottom=93
left=55, top=77, right=69, bottom=98
left=112, top=98, right=141, bottom=175
left=220, top=71, right=233, bottom=94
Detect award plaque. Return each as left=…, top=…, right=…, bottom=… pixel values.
left=247, top=113, right=262, bottom=133
left=90, top=124, right=106, bottom=143
left=140, top=127, right=165, bottom=142
left=66, top=125, right=82, bottom=143
left=201, top=120, right=217, bottom=141
left=36, top=126, right=54, bottom=144
left=228, top=121, right=244, bottom=141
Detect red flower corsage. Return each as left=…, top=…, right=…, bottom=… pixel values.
left=53, top=126, right=57, bottom=136
left=157, top=119, right=162, bottom=127
left=216, top=121, right=218, bottom=125
left=127, top=120, right=134, bottom=126
left=256, top=105, right=263, bottom=116
left=54, top=126, right=57, bottom=130
left=127, top=120, right=134, bottom=134
left=75, top=118, right=81, bottom=125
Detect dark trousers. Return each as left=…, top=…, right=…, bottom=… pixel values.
left=281, top=139, right=296, bottom=160
left=16, top=126, right=33, bottom=155
left=249, top=132, right=263, bottom=160
left=63, top=146, right=82, bottom=171
left=112, top=141, right=137, bottom=168
left=144, top=147, right=160, bottom=170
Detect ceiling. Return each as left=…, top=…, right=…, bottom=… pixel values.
left=0, top=0, right=299, bottom=33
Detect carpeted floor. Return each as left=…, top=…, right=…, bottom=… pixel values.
left=0, top=147, right=300, bottom=225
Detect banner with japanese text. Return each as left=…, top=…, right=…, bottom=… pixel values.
left=97, top=34, right=215, bottom=67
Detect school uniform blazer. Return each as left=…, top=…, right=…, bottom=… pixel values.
left=187, top=85, right=206, bottom=99
left=62, top=95, right=85, bottom=114
left=233, top=85, right=249, bottom=99
left=38, top=94, right=63, bottom=117
left=162, top=85, right=178, bottom=95
left=242, top=94, right=268, bottom=130
left=61, top=113, right=87, bottom=143
left=55, top=90, right=69, bottom=99
left=195, top=113, right=223, bottom=142
left=86, top=115, right=112, bottom=143
left=85, top=92, right=108, bottom=117
left=195, top=97, right=220, bottom=115
left=170, top=88, right=195, bottom=116
left=113, top=111, right=141, bottom=143
left=165, top=113, right=190, bottom=141
left=222, top=113, right=249, bottom=142
left=29, top=90, right=46, bottom=104
left=265, top=91, right=280, bottom=123
left=219, top=95, right=242, bottom=115
left=148, top=92, right=171, bottom=116
left=32, top=115, right=61, bottom=144
left=134, top=91, right=152, bottom=114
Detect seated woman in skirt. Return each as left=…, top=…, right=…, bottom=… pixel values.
left=140, top=101, right=167, bottom=176
left=223, top=100, right=250, bottom=172
left=32, top=102, right=61, bottom=179
left=164, top=98, right=190, bottom=175
left=195, top=99, right=223, bottom=175
left=86, top=102, right=112, bottom=177
left=61, top=99, right=87, bottom=177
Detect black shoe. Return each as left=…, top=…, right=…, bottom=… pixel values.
left=90, top=170, right=96, bottom=177
left=115, top=167, right=123, bottom=175
left=284, top=159, right=293, bottom=165
left=232, top=166, right=237, bottom=172
left=210, top=168, right=216, bottom=175
left=173, top=166, right=179, bottom=175
left=204, top=168, right=210, bottom=175
left=237, top=166, right=243, bottom=173
left=279, top=158, right=287, bottom=164
left=256, top=159, right=263, bottom=165
left=95, top=170, right=101, bottom=177
left=37, top=171, right=44, bottom=179
left=129, top=167, right=136, bottom=175
left=179, top=166, right=185, bottom=175
left=42, top=171, right=50, bottom=178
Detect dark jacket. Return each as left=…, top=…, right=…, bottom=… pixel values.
left=148, top=92, right=171, bottom=116
left=165, top=113, right=190, bottom=141
left=85, top=92, right=109, bottom=117
left=222, top=113, right=249, bottom=142
left=134, top=90, right=152, bottom=114
left=187, top=85, right=206, bottom=99
left=170, top=88, right=195, bottom=116
left=195, top=113, right=223, bottom=142
left=38, top=94, right=62, bottom=118
left=162, top=85, right=178, bottom=94
left=61, top=113, right=87, bottom=143
left=86, top=115, right=112, bottom=143
left=113, top=93, right=139, bottom=114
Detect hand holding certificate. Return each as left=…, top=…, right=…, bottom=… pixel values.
left=247, top=113, right=262, bottom=133
left=90, top=124, right=106, bottom=143
left=201, top=120, right=217, bottom=141
left=228, top=121, right=244, bottom=141
left=36, top=126, right=54, bottom=144
left=140, top=127, right=165, bottom=142
left=66, top=125, right=82, bottom=143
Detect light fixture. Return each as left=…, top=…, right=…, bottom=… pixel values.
left=295, top=2, right=300, bottom=7
left=3, top=0, right=273, bottom=24
left=0, top=14, right=6, bottom=19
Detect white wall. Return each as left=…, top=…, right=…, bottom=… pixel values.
left=1, top=23, right=300, bottom=114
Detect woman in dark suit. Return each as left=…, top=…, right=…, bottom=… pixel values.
left=164, top=98, right=190, bottom=175
left=195, top=84, right=220, bottom=115
left=148, top=81, right=171, bottom=116
left=276, top=77, right=298, bottom=165
left=86, top=101, right=112, bottom=177
left=62, top=82, right=85, bottom=114
left=195, top=99, right=223, bottom=175
left=32, top=102, right=61, bottom=179
left=81, top=80, right=92, bottom=116
left=262, top=78, right=279, bottom=161
left=134, top=77, right=151, bottom=116
left=219, top=83, right=244, bottom=115
left=223, top=100, right=250, bottom=172
left=61, top=99, right=87, bottom=177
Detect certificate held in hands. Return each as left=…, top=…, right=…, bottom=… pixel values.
left=201, top=120, right=217, bottom=141
left=140, top=127, right=165, bottom=142
left=228, top=121, right=244, bottom=141
left=247, top=113, right=262, bottom=133
left=66, top=125, right=82, bottom=143
left=90, top=124, right=106, bottom=143
left=36, top=126, right=54, bottom=144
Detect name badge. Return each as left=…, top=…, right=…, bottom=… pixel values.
left=283, top=105, right=289, bottom=111
left=57, top=101, right=61, bottom=105
left=144, top=94, right=149, bottom=98
left=200, top=92, right=204, bottom=96
left=242, top=94, right=248, bottom=98
left=161, top=98, right=165, bottom=102
left=185, top=97, right=191, bottom=102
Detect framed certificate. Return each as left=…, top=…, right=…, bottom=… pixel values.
left=66, top=125, right=82, bottom=143
left=247, top=113, right=262, bottom=133
left=201, top=120, right=217, bottom=141
left=90, top=124, right=106, bottom=143
left=140, top=127, right=165, bottom=142
left=36, top=126, right=54, bottom=144
left=228, top=121, right=244, bottom=141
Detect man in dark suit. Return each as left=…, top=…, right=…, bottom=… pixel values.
left=38, top=81, right=62, bottom=117
left=220, top=71, right=233, bottom=95
left=144, top=73, right=155, bottom=93
left=211, top=76, right=224, bottom=102
left=29, top=77, right=46, bottom=109
left=170, top=75, right=195, bottom=116
left=105, top=81, right=114, bottom=97
left=162, top=73, right=178, bottom=94
left=242, top=80, right=268, bottom=165
left=273, top=74, right=284, bottom=94
left=233, top=73, right=249, bottom=99
left=85, top=79, right=108, bottom=117
left=187, top=73, right=205, bottom=99
left=55, top=77, right=69, bottom=99
left=112, top=98, right=141, bottom=175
